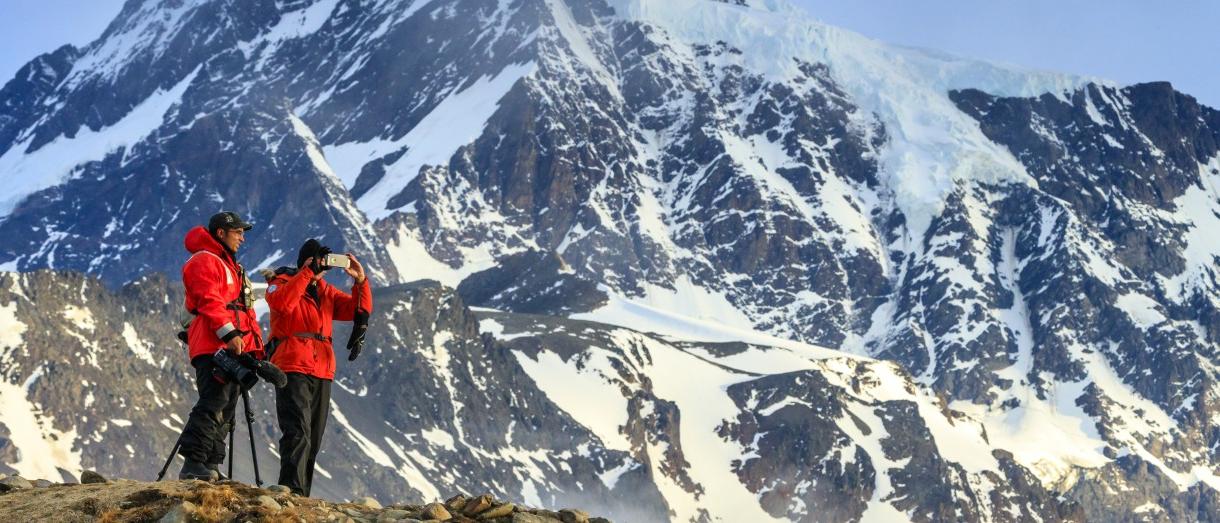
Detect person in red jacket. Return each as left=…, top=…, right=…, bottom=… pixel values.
left=178, top=211, right=265, bottom=480
left=265, top=239, right=372, bottom=496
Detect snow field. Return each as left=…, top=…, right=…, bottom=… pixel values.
left=513, top=302, right=1030, bottom=520
left=1162, top=155, right=1220, bottom=301
left=0, top=367, right=82, bottom=482
left=326, top=61, right=537, bottom=220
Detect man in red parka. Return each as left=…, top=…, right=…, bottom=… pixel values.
left=178, top=211, right=265, bottom=480
left=266, top=239, right=371, bottom=496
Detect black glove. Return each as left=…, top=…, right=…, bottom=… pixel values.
left=239, top=353, right=288, bottom=388
left=346, top=310, right=368, bottom=361
left=316, top=246, right=334, bottom=271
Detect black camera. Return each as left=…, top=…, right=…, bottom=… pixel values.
left=212, top=349, right=288, bottom=389
left=212, top=349, right=258, bottom=389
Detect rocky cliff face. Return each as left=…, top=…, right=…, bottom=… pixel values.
left=0, top=270, right=668, bottom=520
left=0, top=269, right=1092, bottom=521
left=1, top=0, right=1218, bottom=520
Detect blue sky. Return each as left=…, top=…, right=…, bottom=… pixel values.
left=794, top=0, right=1220, bottom=108
left=0, top=0, right=1216, bottom=108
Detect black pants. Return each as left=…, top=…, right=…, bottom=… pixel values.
left=179, top=356, right=239, bottom=465
left=276, top=372, right=331, bottom=496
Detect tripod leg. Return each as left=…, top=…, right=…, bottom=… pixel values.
left=227, top=419, right=235, bottom=480
left=156, top=436, right=184, bottom=481
left=242, top=390, right=263, bottom=486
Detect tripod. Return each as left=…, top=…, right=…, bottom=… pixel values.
left=157, top=389, right=263, bottom=486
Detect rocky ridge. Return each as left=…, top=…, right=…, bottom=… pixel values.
left=0, top=470, right=608, bottom=522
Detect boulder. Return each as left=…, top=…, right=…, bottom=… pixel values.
left=479, top=503, right=515, bottom=519
left=420, top=502, right=452, bottom=520
left=158, top=501, right=198, bottom=523
left=267, top=484, right=292, bottom=494
left=559, top=509, right=589, bottom=523
left=80, top=470, right=108, bottom=484
left=256, top=495, right=281, bottom=511
left=375, top=508, right=416, bottom=522
left=0, top=476, right=32, bottom=491
left=355, top=496, right=382, bottom=509
left=445, top=494, right=469, bottom=512
left=463, top=494, right=494, bottom=515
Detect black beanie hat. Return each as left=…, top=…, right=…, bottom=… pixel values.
left=297, top=238, right=323, bottom=269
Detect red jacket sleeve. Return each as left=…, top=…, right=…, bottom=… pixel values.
left=330, top=278, right=372, bottom=321
left=183, top=256, right=238, bottom=339
left=265, top=267, right=316, bottom=315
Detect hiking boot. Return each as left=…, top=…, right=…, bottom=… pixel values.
left=179, top=459, right=218, bottom=481
left=208, top=463, right=228, bottom=481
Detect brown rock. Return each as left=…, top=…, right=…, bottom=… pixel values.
left=463, top=494, right=494, bottom=515
left=80, top=470, right=108, bottom=484
left=559, top=509, right=589, bottom=523
left=0, top=476, right=32, bottom=491
left=445, top=494, right=469, bottom=512
left=479, top=503, right=515, bottom=519
left=511, top=513, right=559, bottom=523
left=374, top=509, right=415, bottom=522
left=158, top=501, right=198, bottom=523
left=420, top=502, right=451, bottom=520
left=256, top=495, right=281, bottom=511
left=354, top=496, right=382, bottom=509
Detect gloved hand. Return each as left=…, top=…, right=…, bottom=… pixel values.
left=346, top=310, right=368, bottom=361
left=316, top=246, right=334, bottom=271
left=239, top=352, right=288, bottom=388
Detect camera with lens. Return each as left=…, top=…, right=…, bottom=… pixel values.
left=212, top=349, right=288, bottom=389
left=212, top=349, right=258, bottom=389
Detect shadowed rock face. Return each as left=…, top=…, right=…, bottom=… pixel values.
left=1, top=0, right=1219, bottom=519
left=457, top=250, right=607, bottom=315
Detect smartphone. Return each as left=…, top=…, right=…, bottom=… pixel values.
left=324, top=253, right=351, bottom=269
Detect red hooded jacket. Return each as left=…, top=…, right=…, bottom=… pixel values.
left=182, top=226, right=264, bottom=360
left=265, top=266, right=372, bottom=380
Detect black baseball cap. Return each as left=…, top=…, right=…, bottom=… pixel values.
left=208, top=211, right=254, bottom=232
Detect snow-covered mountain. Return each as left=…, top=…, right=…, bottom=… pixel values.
left=1, top=0, right=1218, bottom=520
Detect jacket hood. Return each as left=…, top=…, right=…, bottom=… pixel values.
left=184, top=226, right=231, bottom=260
